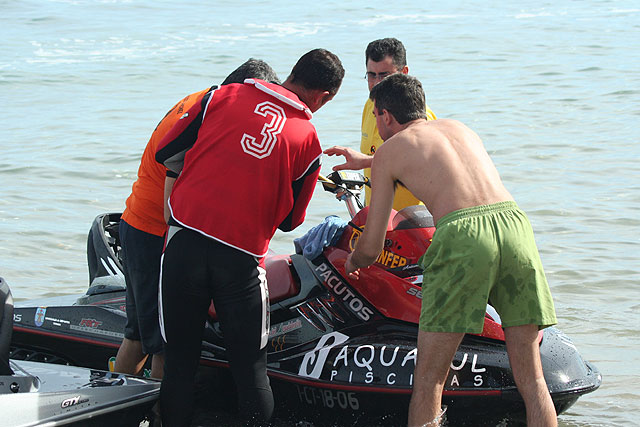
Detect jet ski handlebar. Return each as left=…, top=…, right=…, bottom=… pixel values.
left=319, top=171, right=369, bottom=218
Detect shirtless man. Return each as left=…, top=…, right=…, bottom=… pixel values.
left=330, top=73, right=558, bottom=426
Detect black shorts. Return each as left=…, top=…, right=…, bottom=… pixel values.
left=120, top=219, right=165, bottom=355
left=159, top=226, right=272, bottom=425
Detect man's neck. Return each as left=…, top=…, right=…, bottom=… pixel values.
left=282, top=79, right=306, bottom=105
left=392, top=118, right=426, bottom=135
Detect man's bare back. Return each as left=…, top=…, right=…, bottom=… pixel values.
left=371, top=118, right=513, bottom=224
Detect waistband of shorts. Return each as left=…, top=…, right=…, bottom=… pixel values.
left=436, top=201, right=519, bottom=227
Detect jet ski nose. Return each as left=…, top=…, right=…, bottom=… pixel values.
left=540, top=327, right=602, bottom=397
left=0, top=277, right=15, bottom=376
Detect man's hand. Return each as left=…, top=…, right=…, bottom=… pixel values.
left=345, top=252, right=361, bottom=280
left=324, top=146, right=373, bottom=171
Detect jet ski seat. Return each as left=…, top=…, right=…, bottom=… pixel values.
left=0, top=277, right=14, bottom=375
left=207, top=254, right=300, bottom=321
left=265, top=254, right=300, bottom=302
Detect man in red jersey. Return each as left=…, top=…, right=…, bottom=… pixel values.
left=114, top=59, right=280, bottom=380
left=156, top=49, right=344, bottom=425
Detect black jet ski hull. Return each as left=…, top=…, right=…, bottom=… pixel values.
left=9, top=210, right=601, bottom=425
left=11, top=288, right=601, bottom=425
left=12, top=293, right=125, bottom=369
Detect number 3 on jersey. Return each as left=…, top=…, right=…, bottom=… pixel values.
left=241, top=101, right=287, bottom=159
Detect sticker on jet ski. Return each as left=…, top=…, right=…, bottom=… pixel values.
left=299, top=332, right=489, bottom=388
left=34, top=307, right=46, bottom=327
left=313, top=263, right=374, bottom=321
left=269, top=318, right=302, bottom=338
left=61, top=395, right=89, bottom=408
left=44, top=315, right=70, bottom=327
left=348, top=228, right=408, bottom=269
left=69, top=320, right=124, bottom=339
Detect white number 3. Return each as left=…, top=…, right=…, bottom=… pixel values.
left=240, top=101, right=287, bottom=159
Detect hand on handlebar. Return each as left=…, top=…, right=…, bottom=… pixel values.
left=324, top=146, right=373, bottom=171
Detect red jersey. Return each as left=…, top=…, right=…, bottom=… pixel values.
left=121, top=88, right=211, bottom=236
left=156, top=79, right=321, bottom=257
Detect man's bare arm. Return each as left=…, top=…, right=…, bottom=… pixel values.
left=324, top=146, right=373, bottom=171
left=345, top=146, right=396, bottom=275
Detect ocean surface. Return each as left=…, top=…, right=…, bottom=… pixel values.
left=1, top=1, right=638, bottom=425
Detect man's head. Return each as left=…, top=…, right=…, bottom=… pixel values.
left=222, top=58, right=281, bottom=86
left=284, top=48, right=345, bottom=112
left=370, top=73, right=427, bottom=140
left=365, top=38, right=409, bottom=91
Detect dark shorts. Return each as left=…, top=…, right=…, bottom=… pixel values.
left=120, top=219, right=165, bottom=355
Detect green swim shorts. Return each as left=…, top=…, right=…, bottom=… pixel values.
left=419, top=201, right=557, bottom=334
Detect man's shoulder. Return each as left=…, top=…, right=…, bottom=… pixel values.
left=373, top=133, right=404, bottom=159
left=363, top=97, right=374, bottom=112
left=242, top=79, right=314, bottom=120
left=428, top=119, right=473, bottom=139
left=430, top=118, right=464, bottom=128
left=432, top=117, right=456, bottom=124
left=380, top=121, right=431, bottom=152
left=186, top=87, right=212, bottom=100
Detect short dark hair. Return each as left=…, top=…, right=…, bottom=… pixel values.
left=287, top=48, right=345, bottom=95
left=369, top=73, right=426, bottom=124
left=222, top=58, right=281, bottom=86
left=365, top=38, right=407, bottom=69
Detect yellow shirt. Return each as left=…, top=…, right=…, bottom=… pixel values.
left=360, top=98, right=437, bottom=211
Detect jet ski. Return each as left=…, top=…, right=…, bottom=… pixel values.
left=10, top=172, right=601, bottom=426
left=1, top=277, right=159, bottom=427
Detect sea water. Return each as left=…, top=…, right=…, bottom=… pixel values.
left=1, top=1, right=638, bottom=425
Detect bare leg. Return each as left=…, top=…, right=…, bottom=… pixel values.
left=114, top=338, right=148, bottom=376
left=408, top=331, right=464, bottom=427
left=504, top=324, right=557, bottom=427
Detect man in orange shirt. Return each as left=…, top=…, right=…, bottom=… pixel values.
left=114, top=59, right=280, bottom=379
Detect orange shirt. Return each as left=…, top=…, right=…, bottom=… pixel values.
left=121, top=88, right=211, bottom=236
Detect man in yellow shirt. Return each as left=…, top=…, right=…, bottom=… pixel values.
left=326, top=38, right=436, bottom=211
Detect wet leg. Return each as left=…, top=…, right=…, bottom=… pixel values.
left=504, top=324, right=557, bottom=427
left=408, top=330, right=463, bottom=427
